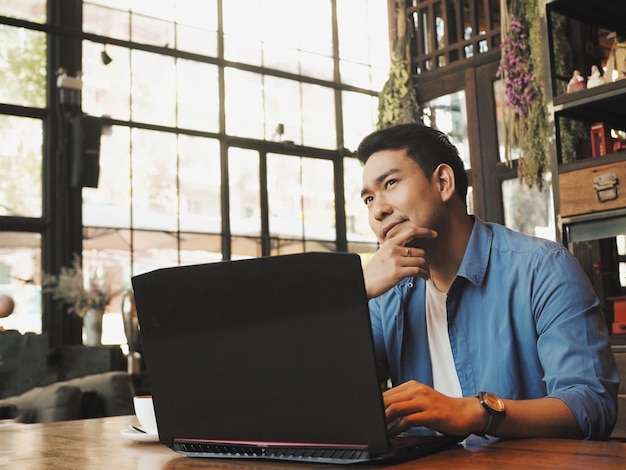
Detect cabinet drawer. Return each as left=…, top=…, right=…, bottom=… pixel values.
left=560, top=161, right=626, bottom=217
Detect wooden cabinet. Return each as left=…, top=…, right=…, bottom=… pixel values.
left=541, top=0, right=626, bottom=344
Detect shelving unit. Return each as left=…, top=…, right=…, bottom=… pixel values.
left=541, top=0, right=626, bottom=345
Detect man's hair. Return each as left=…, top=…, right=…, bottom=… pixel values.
left=356, top=123, right=468, bottom=204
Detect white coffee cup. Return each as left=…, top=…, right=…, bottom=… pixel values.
left=133, top=395, right=158, bottom=435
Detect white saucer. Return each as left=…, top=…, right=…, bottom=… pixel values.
left=120, top=427, right=159, bottom=442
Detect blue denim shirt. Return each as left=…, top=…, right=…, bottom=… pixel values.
left=368, top=217, right=619, bottom=440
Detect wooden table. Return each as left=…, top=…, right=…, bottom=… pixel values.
left=1, top=415, right=625, bottom=469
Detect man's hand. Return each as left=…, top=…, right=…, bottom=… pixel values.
left=363, top=226, right=437, bottom=299
left=384, top=381, right=481, bottom=437
left=383, top=381, right=583, bottom=439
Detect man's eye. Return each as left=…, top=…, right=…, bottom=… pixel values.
left=363, top=195, right=373, bottom=205
left=385, top=179, right=396, bottom=189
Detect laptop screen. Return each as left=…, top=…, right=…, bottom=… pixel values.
left=131, top=252, right=391, bottom=458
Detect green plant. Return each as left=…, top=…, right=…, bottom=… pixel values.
left=377, top=6, right=420, bottom=130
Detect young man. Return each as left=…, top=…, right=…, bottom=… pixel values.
left=357, top=123, right=618, bottom=440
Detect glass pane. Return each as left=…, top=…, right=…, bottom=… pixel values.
left=267, top=154, right=304, bottom=240
left=267, top=154, right=335, bottom=242
left=124, top=229, right=181, bottom=274
left=223, top=0, right=262, bottom=64
left=0, top=115, right=42, bottom=218
left=259, top=0, right=298, bottom=47
left=232, top=236, right=262, bottom=260
left=178, top=135, right=221, bottom=233
left=262, top=44, right=300, bottom=75
left=337, top=0, right=373, bottom=63
left=0, top=233, right=42, bottom=334
left=297, top=0, right=332, bottom=56
left=82, top=41, right=131, bottom=121
left=83, top=3, right=130, bottom=41
left=0, top=26, right=46, bottom=108
left=179, top=233, right=222, bottom=263
left=269, top=238, right=337, bottom=256
left=83, top=227, right=132, bottom=253
left=176, top=24, right=217, bottom=57
left=83, top=126, right=131, bottom=228
left=340, top=60, right=375, bottom=89
left=131, top=12, right=175, bottom=47
left=342, top=91, right=378, bottom=152
left=299, top=52, right=334, bottom=81
left=224, top=69, right=264, bottom=139
left=223, top=34, right=262, bottom=65
left=264, top=76, right=301, bottom=144
left=177, top=59, right=219, bottom=132
left=344, top=157, right=377, bottom=243
left=421, top=90, right=471, bottom=170
left=131, top=129, right=178, bottom=230
left=176, top=0, right=217, bottom=30
left=87, top=0, right=130, bottom=9
left=301, top=84, right=336, bottom=149
left=337, top=0, right=389, bottom=88
left=0, top=0, right=46, bottom=22
left=502, top=174, right=555, bottom=241
left=229, top=148, right=261, bottom=237
left=131, top=50, right=176, bottom=126
left=301, top=158, right=335, bottom=241
left=130, top=0, right=174, bottom=20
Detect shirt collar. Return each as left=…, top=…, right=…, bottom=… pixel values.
left=390, top=216, right=492, bottom=295
left=456, top=215, right=492, bottom=288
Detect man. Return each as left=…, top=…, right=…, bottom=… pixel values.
left=357, top=123, right=618, bottom=440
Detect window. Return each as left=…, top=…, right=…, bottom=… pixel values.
left=408, top=0, right=501, bottom=74
left=0, top=1, right=388, bottom=344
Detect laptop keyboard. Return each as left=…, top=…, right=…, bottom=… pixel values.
left=172, top=440, right=371, bottom=462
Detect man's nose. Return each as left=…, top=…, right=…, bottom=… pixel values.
left=372, top=196, right=392, bottom=221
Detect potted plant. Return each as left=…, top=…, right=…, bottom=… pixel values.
left=44, top=254, right=119, bottom=345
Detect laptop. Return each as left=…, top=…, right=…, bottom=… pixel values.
left=131, top=252, right=463, bottom=464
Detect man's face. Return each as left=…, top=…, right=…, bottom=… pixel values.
left=361, top=149, right=441, bottom=245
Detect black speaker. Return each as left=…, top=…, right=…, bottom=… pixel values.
left=70, top=114, right=102, bottom=188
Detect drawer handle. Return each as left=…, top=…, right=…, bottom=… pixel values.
left=593, top=173, right=619, bottom=202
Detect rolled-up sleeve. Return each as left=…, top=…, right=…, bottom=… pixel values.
left=534, top=247, right=619, bottom=440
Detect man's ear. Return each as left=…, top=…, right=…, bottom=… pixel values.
left=433, top=164, right=456, bottom=202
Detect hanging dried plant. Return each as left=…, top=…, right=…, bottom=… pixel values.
left=377, top=6, right=420, bottom=130
left=498, top=0, right=549, bottom=190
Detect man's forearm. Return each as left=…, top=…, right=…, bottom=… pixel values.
left=489, top=397, right=582, bottom=439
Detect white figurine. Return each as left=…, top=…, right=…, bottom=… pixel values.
left=587, top=65, right=604, bottom=88
left=567, top=69, right=585, bottom=93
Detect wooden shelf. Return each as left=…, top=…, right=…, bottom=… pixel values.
left=546, top=0, right=626, bottom=35
left=558, top=150, right=626, bottom=174
left=553, top=80, right=626, bottom=131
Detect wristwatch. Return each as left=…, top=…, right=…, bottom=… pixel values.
left=476, top=391, right=506, bottom=436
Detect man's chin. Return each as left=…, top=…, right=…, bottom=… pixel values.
left=405, top=236, right=435, bottom=250
left=405, top=238, right=424, bottom=249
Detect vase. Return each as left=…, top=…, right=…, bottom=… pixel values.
left=83, top=308, right=104, bottom=346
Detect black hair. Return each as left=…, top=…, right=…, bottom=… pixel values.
left=356, top=123, right=468, bottom=205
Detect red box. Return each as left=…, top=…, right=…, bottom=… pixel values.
left=612, top=322, right=626, bottom=335
left=590, top=122, right=614, bottom=157
left=613, top=298, right=626, bottom=322
left=609, top=296, right=626, bottom=335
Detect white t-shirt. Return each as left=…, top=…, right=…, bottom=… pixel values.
left=425, top=279, right=463, bottom=398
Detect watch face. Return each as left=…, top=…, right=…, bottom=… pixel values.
left=483, top=392, right=505, bottom=412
